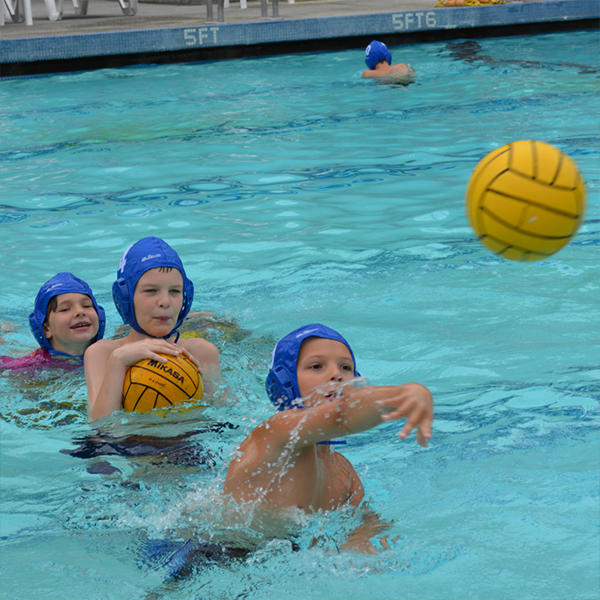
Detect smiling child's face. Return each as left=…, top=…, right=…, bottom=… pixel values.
left=296, top=337, right=355, bottom=400
left=43, top=292, right=99, bottom=355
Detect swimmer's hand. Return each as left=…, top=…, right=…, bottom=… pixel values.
left=339, top=509, right=396, bottom=555
left=376, top=383, right=433, bottom=447
left=113, top=338, right=182, bottom=367
left=176, top=344, right=202, bottom=373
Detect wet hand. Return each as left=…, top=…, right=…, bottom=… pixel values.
left=177, top=345, right=202, bottom=373
left=114, top=338, right=182, bottom=367
left=376, top=383, right=433, bottom=447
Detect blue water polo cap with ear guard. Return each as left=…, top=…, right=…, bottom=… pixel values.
left=365, top=40, right=392, bottom=70
left=266, top=324, right=360, bottom=411
left=29, top=272, right=106, bottom=359
left=112, top=237, right=194, bottom=338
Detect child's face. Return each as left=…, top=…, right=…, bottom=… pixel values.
left=133, top=267, right=184, bottom=337
left=43, top=293, right=99, bottom=355
left=296, top=337, right=355, bottom=400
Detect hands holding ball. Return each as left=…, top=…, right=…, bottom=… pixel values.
left=123, top=353, right=203, bottom=413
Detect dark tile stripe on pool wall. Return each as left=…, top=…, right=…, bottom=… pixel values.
left=0, top=0, right=598, bottom=73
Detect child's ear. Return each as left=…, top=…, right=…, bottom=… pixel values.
left=43, top=322, right=52, bottom=340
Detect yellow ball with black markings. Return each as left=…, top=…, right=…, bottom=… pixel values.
left=123, top=354, right=203, bottom=412
left=466, top=140, right=586, bottom=261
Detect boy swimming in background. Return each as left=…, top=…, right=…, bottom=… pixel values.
left=0, top=272, right=105, bottom=372
left=223, top=324, right=433, bottom=552
left=84, top=237, right=220, bottom=422
left=362, top=40, right=416, bottom=83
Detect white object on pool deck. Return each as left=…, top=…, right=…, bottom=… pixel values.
left=38, top=0, right=137, bottom=21
left=1, top=0, right=33, bottom=26
left=224, top=0, right=248, bottom=8
left=42, top=0, right=66, bottom=21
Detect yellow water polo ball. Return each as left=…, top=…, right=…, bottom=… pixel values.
left=123, top=353, right=203, bottom=413
left=466, top=140, right=586, bottom=261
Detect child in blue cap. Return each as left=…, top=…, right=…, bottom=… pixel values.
left=0, top=272, right=105, bottom=372
left=223, top=324, right=433, bottom=552
left=85, top=237, right=220, bottom=421
left=362, top=40, right=416, bottom=82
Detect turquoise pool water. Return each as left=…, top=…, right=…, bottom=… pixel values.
left=1, top=30, right=599, bottom=600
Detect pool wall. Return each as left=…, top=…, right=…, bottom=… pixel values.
left=0, top=0, right=598, bottom=76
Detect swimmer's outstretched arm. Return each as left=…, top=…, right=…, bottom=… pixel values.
left=236, top=383, right=433, bottom=457
left=315, top=383, right=433, bottom=446
left=85, top=338, right=183, bottom=421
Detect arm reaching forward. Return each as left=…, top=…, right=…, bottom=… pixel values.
left=240, top=382, right=433, bottom=458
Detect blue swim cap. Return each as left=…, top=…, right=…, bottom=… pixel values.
left=266, top=324, right=359, bottom=411
left=112, top=237, right=194, bottom=338
left=29, top=272, right=106, bottom=359
left=365, top=41, right=392, bottom=70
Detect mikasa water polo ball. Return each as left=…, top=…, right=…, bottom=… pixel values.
left=466, top=140, right=586, bottom=262
left=123, top=353, right=203, bottom=412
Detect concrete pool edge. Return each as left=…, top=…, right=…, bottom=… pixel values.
left=1, top=0, right=598, bottom=76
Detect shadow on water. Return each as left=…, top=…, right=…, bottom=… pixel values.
left=442, top=40, right=600, bottom=75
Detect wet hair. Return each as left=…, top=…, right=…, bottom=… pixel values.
left=45, top=296, right=58, bottom=319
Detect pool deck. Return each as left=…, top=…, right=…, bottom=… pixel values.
left=1, top=0, right=598, bottom=75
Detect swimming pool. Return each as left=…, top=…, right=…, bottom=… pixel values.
left=1, top=29, right=598, bottom=600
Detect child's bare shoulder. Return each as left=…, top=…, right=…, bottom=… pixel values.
left=179, top=336, right=219, bottom=361
left=330, top=450, right=357, bottom=477
left=179, top=335, right=215, bottom=349
left=85, top=337, right=123, bottom=357
left=324, top=450, right=363, bottom=507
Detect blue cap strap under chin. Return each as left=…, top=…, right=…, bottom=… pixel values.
left=46, top=348, right=86, bottom=361
left=112, top=237, right=194, bottom=339
left=29, top=272, right=106, bottom=359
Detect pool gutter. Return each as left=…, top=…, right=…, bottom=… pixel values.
left=1, top=0, right=598, bottom=76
